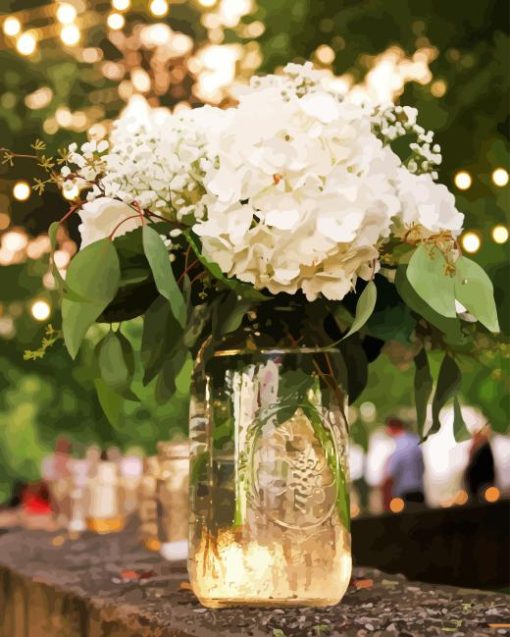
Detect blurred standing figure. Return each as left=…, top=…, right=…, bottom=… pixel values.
left=465, top=425, right=495, bottom=498
left=384, top=418, right=425, bottom=505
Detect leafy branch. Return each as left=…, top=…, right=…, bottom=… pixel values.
left=23, top=324, right=62, bottom=361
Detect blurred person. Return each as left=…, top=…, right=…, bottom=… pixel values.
left=465, top=425, right=495, bottom=499
left=383, top=418, right=425, bottom=506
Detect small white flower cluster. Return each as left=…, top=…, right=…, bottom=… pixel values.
left=65, top=63, right=464, bottom=302
left=63, top=106, right=228, bottom=222
left=372, top=104, right=442, bottom=179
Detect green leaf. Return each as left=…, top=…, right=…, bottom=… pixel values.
left=341, top=280, right=377, bottom=340
left=301, top=401, right=350, bottom=530
left=407, top=245, right=456, bottom=318
left=454, top=256, right=500, bottom=333
left=276, top=369, right=316, bottom=422
left=395, top=266, right=464, bottom=344
left=141, top=295, right=183, bottom=385
left=453, top=396, right=471, bottom=442
left=99, top=227, right=158, bottom=323
left=183, top=303, right=210, bottom=349
left=338, top=336, right=368, bottom=403
left=96, top=331, right=136, bottom=399
left=184, top=230, right=267, bottom=302
left=214, top=292, right=252, bottom=337
left=142, top=225, right=187, bottom=328
left=94, top=378, right=123, bottom=427
left=155, top=346, right=188, bottom=404
left=414, top=348, right=433, bottom=439
left=62, top=239, right=120, bottom=359
left=48, top=222, right=87, bottom=303
left=429, top=354, right=462, bottom=437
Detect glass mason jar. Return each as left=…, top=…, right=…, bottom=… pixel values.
left=188, top=305, right=351, bottom=608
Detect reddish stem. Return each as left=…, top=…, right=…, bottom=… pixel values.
left=108, top=214, right=143, bottom=240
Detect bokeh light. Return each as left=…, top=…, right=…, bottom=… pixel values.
left=454, top=171, right=472, bottom=190
left=13, top=181, right=31, bottom=201
left=492, top=167, right=509, bottom=187
left=16, top=32, right=37, bottom=56
left=389, top=498, right=405, bottom=513
left=107, top=13, right=125, bottom=30
left=60, top=24, right=81, bottom=46
left=492, top=225, right=508, bottom=244
left=112, top=0, right=131, bottom=10
left=461, top=231, right=481, bottom=254
left=56, top=3, right=78, bottom=24
left=484, top=486, right=500, bottom=503
left=149, top=0, right=169, bottom=17
left=30, top=300, right=51, bottom=321
left=2, top=230, right=28, bottom=252
left=3, top=17, right=21, bottom=37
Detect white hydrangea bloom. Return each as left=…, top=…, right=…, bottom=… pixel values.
left=78, top=197, right=142, bottom=248
left=193, top=64, right=403, bottom=301
left=395, top=170, right=464, bottom=236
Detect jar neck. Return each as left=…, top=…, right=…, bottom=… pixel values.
left=215, top=295, right=331, bottom=353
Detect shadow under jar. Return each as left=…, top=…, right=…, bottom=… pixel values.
left=188, top=306, right=351, bottom=608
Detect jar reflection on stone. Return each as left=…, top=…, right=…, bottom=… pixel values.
left=157, top=440, right=190, bottom=561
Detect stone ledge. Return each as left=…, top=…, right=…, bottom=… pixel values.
left=0, top=524, right=508, bottom=637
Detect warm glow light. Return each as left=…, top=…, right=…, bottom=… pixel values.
left=198, top=0, right=216, bottom=6
left=492, top=167, right=509, bottom=187
left=350, top=503, right=360, bottom=518
left=149, top=0, right=169, bottom=16
left=484, top=486, right=500, bottom=503
left=56, top=3, right=77, bottom=24
left=16, top=32, right=37, bottom=56
left=430, top=79, right=447, bottom=98
left=3, top=17, right=21, bottom=37
left=461, top=231, right=481, bottom=254
left=454, top=170, right=472, bottom=191
left=492, top=225, right=508, bottom=244
left=3, top=230, right=27, bottom=252
left=107, top=12, right=125, bottom=30
left=63, top=183, right=79, bottom=200
left=315, top=44, right=335, bottom=65
left=31, top=300, right=51, bottom=321
left=112, top=0, right=130, bottom=9
left=53, top=250, right=70, bottom=268
left=454, top=490, right=468, bottom=506
left=13, top=181, right=31, bottom=201
left=389, top=497, right=405, bottom=513
left=131, top=68, right=151, bottom=92
left=60, top=24, right=81, bottom=46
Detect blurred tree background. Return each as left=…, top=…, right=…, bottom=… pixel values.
left=0, top=0, right=508, bottom=501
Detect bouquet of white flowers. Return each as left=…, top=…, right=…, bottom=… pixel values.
left=32, top=62, right=498, bottom=439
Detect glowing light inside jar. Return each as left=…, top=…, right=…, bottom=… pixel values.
left=191, top=528, right=352, bottom=606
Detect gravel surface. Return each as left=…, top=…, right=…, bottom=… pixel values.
left=0, top=522, right=508, bottom=637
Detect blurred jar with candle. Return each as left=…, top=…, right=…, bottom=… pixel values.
left=86, top=461, right=125, bottom=534
left=68, top=459, right=89, bottom=533
left=157, top=440, right=190, bottom=561
left=138, top=455, right=160, bottom=552
left=41, top=437, right=73, bottom=527
left=120, top=454, right=143, bottom=516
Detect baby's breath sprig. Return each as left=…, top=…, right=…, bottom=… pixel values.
left=372, top=105, right=442, bottom=179
left=0, top=138, right=70, bottom=195
left=23, top=324, right=62, bottom=361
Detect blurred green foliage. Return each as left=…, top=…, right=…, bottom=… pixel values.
left=0, top=0, right=508, bottom=500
